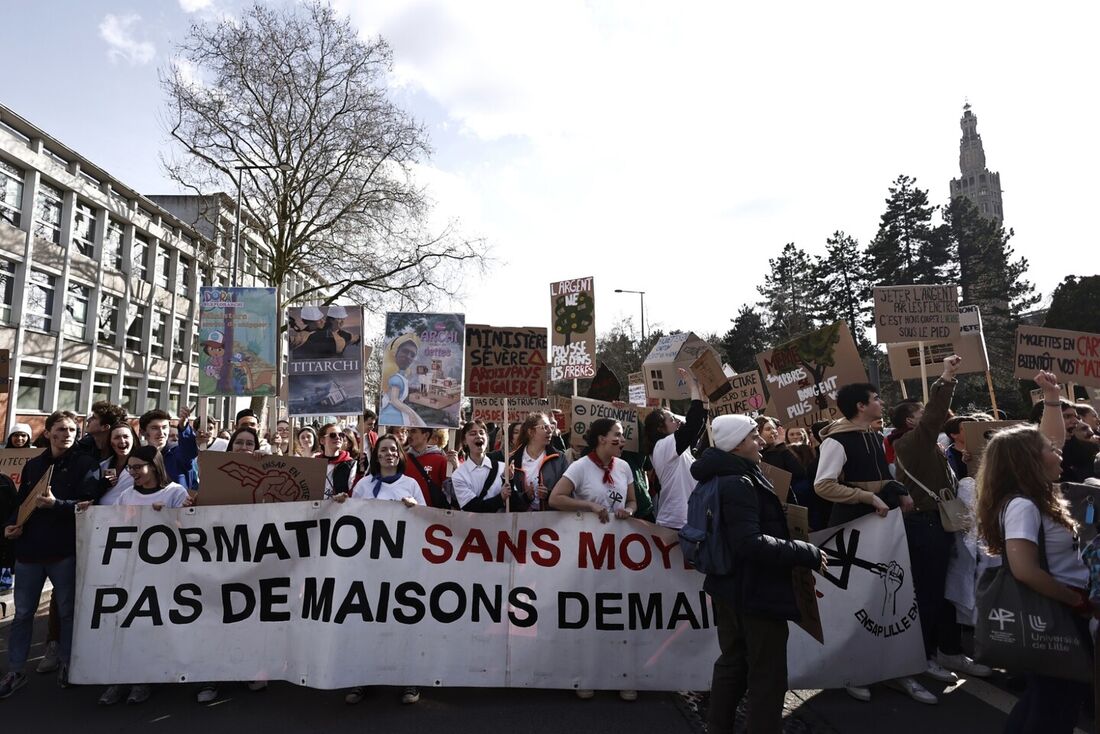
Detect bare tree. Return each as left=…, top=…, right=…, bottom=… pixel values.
left=161, top=1, right=484, bottom=310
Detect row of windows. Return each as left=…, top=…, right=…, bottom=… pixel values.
left=17, top=363, right=186, bottom=415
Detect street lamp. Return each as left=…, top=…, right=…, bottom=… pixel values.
left=614, top=289, right=646, bottom=342
left=232, top=162, right=292, bottom=288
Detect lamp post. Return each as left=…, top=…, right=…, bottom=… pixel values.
left=614, top=289, right=646, bottom=342
left=232, top=162, right=292, bottom=288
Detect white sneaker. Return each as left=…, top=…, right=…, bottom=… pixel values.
left=196, top=686, right=218, bottom=703
left=247, top=680, right=268, bottom=691
left=575, top=689, right=595, bottom=699
left=345, top=686, right=365, bottom=705
left=925, top=658, right=958, bottom=683
left=619, top=689, right=637, bottom=701
left=845, top=685, right=871, bottom=702
left=936, top=652, right=992, bottom=678
left=401, top=687, right=420, bottom=704
left=889, top=676, right=937, bottom=705
left=37, top=641, right=60, bottom=673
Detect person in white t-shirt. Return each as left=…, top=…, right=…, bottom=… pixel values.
left=338, top=434, right=420, bottom=506
left=98, top=424, right=139, bottom=507
left=643, top=368, right=705, bottom=529
left=550, top=418, right=637, bottom=523
left=117, top=445, right=190, bottom=510
left=976, top=421, right=1093, bottom=734
left=451, top=421, right=512, bottom=512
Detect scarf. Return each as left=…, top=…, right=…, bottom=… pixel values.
left=372, top=470, right=405, bottom=498
left=587, top=453, right=616, bottom=486
left=326, top=450, right=352, bottom=464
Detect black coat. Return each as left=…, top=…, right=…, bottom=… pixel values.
left=9, top=447, right=101, bottom=562
left=690, top=448, right=820, bottom=621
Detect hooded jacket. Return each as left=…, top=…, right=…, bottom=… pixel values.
left=813, top=418, right=895, bottom=506
left=892, top=378, right=957, bottom=513
left=406, top=445, right=449, bottom=507
left=690, top=448, right=820, bottom=620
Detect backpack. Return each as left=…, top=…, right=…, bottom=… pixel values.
left=678, top=477, right=734, bottom=575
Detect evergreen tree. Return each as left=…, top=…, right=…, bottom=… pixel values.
left=719, top=305, right=769, bottom=373
left=1045, top=276, right=1100, bottom=334
left=757, top=242, right=816, bottom=344
left=865, top=175, right=953, bottom=286
left=811, top=231, right=874, bottom=356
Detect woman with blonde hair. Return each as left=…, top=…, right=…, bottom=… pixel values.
left=379, top=333, right=425, bottom=427
left=976, top=421, right=1092, bottom=734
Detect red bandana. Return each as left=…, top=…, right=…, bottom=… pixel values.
left=588, top=454, right=615, bottom=485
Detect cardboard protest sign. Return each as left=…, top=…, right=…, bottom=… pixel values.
left=471, top=397, right=550, bottom=424
left=464, top=325, right=548, bottom=399
left=960, top=420, right=1025, bottom=474
left=886, top=304, right=988, bottom=379
left=756, top=322, right=868, bottom=429
left=627, top=372, right=647, bottom=407
left=586, top=363, right=622, bottom=402
left=762, top=463, right=793, bottom=505
left=1029, top=384, right=1076, bottom=404
left=0, top=448, right=43, bottom=488
left=873, top=285, right=960, bottom=344
left=642, top=332, right=721, bottom=400
left=286, top=304, right=365, bottom=417
left=197, top=452, right=326, bottom=506
left=786, top=503, right=823, bottom=644
left=707, top=371, right=767, bottom=419
left=16, top=466, right=52, bottom=527
left=1013, top=325, right=1100, bottom=388
left=690, top=349, right=733, bottom=401
left=198, top=288, right=278, bottom=396
left=569, top=397, right=640, bottom=452
left=380, top=313, right=465, bottom=429
left=550, top=277, right=596, bottom=381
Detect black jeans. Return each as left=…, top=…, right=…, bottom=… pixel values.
left=708, top=598, right=789, bottom=734
left=904, top=511, right=962, bottom=658
left=1003, top=674, right=1089, bottom=734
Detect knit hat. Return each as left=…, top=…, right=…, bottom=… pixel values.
left=9, top=423, right=32, bottom=439
left=711, top=414, right=757, bottom=452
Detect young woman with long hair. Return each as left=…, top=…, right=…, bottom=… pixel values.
left=294, top=426, right=319, bottom=457
left=451, top=421, right=511, bottom=513
left=97, top=425, right=139, bottom=507
left=317, top=422, right=357, bottom=499
left=509, top=413, right=568, bottom=511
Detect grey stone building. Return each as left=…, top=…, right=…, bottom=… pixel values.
left=949, top=103, right=1004, bottom=222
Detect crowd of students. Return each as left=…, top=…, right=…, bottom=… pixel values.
left=1, top=365, right=1098, bottom=733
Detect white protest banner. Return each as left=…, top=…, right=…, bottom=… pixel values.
left=72, top=503, right=713, bottom=691
left=873, top=285, right=960, bottom=344
left=569, top=397, right=640, bottom=452
left=787, top=510, right=926, bottom=688
left=471, top=397, right=550, bottom=424
left=1013, top=325, right=1100, bottom=388
left=550, top=277, right=596, bottom=381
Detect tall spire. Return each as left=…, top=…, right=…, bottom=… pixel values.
left=949, top=103, right=1004, bottom=222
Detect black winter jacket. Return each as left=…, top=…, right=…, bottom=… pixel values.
left=8, top=447, right=101, bottom=562
left=690, top=448, right=820, bottom=620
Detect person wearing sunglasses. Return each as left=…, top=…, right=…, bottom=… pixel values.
left=318, top=423, right=356, bottom=499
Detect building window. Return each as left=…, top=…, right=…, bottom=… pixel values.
left=63, top=281, right=91, bottom=340
left=97, top=292, right=120, bottom=344
left=151, top=309, right=166, bottom=358
left=132, top=233, right=149, bottom=280
left=0, top=158, right=23, bottom=227
left=155, top=245, right=171, bottom=289
left=169, top=382, right=183, bottom=412
left=125, top=303, right=146, bottom=352
left=105, top=220, right=124, bottom=270
left=0, top=258, right=15, bottom=323
left=92, top=371, right=115, bottom=405
left=121, top=376, right=140, bottom=412
left=24, top=269, right=56, bottom=332
left=34, top=181, right=63, bottom=244
left=146, top=380, right=164, bottom=412
left=177, top=255, right=191, bottom=296
left=57, top=367, right=84, bottom=412
left=172, top=317, right=187, bottom=362
left=17, top=363, right=48, bottom=411
left=72, top=200, right=96, bottom=257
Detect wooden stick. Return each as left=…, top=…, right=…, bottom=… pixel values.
left=572, top=379, right=578, bottom=398
left=985, top=371, right=999, bottom=416
left=899, top=380, right=908, bottom=399
left=503, top=397, right=510, bottom=513
left=918, top=341, right=930, bottom=403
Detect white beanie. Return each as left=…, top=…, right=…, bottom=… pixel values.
left=711, top=414, right=756, bottom=453
left=10, top=423, right=32, bottom=439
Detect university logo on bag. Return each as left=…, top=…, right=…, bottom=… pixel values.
left=987, top=608, right=1016, bottom=631
left=1027, top=614, right=1047, bottom=633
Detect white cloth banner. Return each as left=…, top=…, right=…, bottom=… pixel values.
left=71, top=504, right=923, bottom=690
left=788, top=510, right=927, bottom=688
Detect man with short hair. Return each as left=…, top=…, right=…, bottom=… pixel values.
left=139, top=407, right=198, bottom=488
left=404, top=427, right=449, bottom=507
left=205, top=409, right=271, bottom=454
left=74, top=401, right=127, bottom=462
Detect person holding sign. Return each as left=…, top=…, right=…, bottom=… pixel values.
left=379, top=333, right=426, bottom=428
left=0, top=411, right=100, bottom=698
left=644, top=368, right=706, bottom=530
left=690, top=414, right=826, bottom=734
left=451, top=421, right=511, bottom=513
left=509, top=413, right=569, bottom=511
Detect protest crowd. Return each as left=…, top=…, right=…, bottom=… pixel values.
left=1, top=292, right=1099, bottom=734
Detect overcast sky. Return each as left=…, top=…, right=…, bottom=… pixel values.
left=2, top=0, right=1096, bottom=341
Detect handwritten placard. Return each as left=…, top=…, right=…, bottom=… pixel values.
left=873, top=285, right=960, bottom=344
left=707, top=371, right=767, bottom=419
left=550, top=277, right=596, bottom=381
left=1013, top=325, right=1100, bottom=388
left=569, top=397, right=640, bottom=453
left=464, top=324, right=548, bottom=399
left=470, top=397, right=551, bottom=424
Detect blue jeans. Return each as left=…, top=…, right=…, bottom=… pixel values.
left=7, top=557, right=76, bottom=671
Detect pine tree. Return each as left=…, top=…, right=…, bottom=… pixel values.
left=811, top=231, right=874, bottom=356
left=719, top=305, right=769, bottom=373
left=865, top=175, right=953, bottom=286
left=757, top=242, right=817, bottom=344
